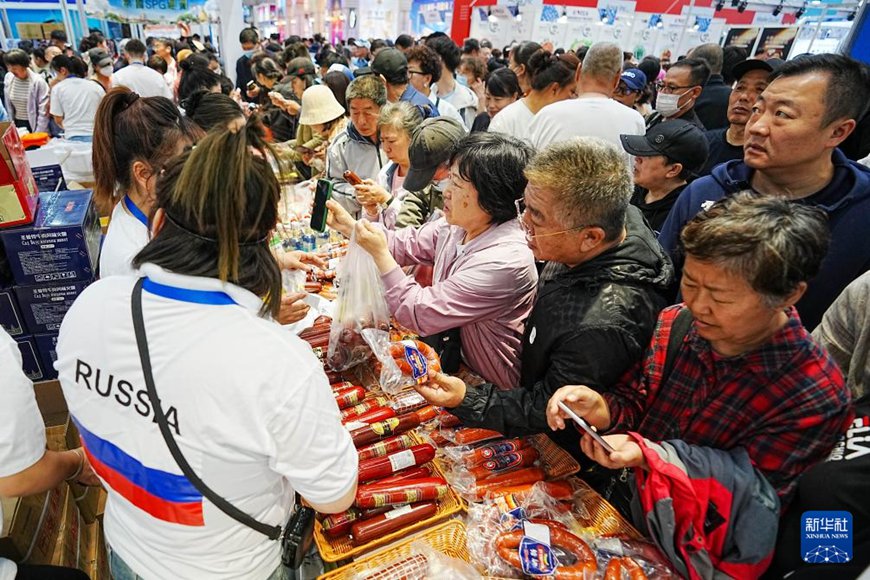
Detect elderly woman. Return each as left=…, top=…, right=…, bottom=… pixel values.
left=547, top=192, right=853, bottom=580
left=326, top=132, right=537, bottom=389
left=355, top=101, right=424, bottom=228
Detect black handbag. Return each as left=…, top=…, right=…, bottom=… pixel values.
left=420, top=326, right=463, bottom=374
left=131, top=278, right=314, bottom=570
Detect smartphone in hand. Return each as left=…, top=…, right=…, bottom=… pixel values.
left=557, top=401, right=616, bottom=454
left=310, top=179, right=333, bottom=232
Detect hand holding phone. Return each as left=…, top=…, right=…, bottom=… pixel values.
left=310, top=179, right=333, bottom=232
left=557, top=401, right=615, bottom=454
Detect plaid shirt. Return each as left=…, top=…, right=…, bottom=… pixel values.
left=605, top=304, right=853, bottom=503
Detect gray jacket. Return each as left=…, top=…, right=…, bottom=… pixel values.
left=326, top=123, right=387, bottom=217
left=4, top=69, right=50, bottom=133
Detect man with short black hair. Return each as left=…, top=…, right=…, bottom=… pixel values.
left=236, top=27, right=259, bottom=101
left=426, top=35, right=478, bottom=129
left=406, top=45, right=464, bottom=125
left=700, top=58, right=782, bottom=176
left=113, top=39, right=172, bottom=99
left=370, top=47, right=438, bottom=117
left=49, top=29, right=67, bottom=50
left=395, top=34, right=414, bottom=53
left=659, top=53, right=870, bottom=329
left=647, top=57, right=709, bottom=130
left=689, top=43, right=731, bottom=130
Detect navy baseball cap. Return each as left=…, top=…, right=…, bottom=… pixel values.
left=620, top=68, right=647, bottom=91
left=620, top=120, right=709, bottom=173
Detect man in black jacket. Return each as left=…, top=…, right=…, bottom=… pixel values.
left=415, top=138, right=674, bottom=460
left=690, top=43, right=731, bottom=130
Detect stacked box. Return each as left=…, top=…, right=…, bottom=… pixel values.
left=0, top=191, right=100, bottom=379
left=0, top=121, right=39, bottom=229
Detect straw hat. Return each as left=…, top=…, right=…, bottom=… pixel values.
left=298, top=85, right=345, bottom=126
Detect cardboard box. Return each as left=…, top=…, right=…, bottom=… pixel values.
left=33, top=332, right=60, bottom=381
left=15, top=280, right=89, bottom=334
left=45, top=487, right=86, bottom=569
left=0, top=483, right=68, bottom=563
left=14, top=335, right=44, bottom=381
left=0, top=285, right=24, bottom=336
left=84, top=520, right=109, bottom=579
left=0, top=190, right=100, bottom=286
left=0, top=122, right=39, bottom=229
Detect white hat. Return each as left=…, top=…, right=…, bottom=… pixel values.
left=298, top=85, right=345, bottom=126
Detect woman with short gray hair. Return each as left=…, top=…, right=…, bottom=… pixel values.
left=548, top=191, right=853, bottom=579
left=355, top=101, right=424, bottom=228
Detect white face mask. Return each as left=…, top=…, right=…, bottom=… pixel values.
left=99, top=65, right=113, bottom=77
left=655, top=90, right=689, bottom=118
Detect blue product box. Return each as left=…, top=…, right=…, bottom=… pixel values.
left=30, top=164, right=67, bottom=193
left=34, top=332, right=59, bottom=381
left=0, top=286, right=24, bottom=336
left=14, top=335, right=44, bottom=381
left=14, top=279, right=91, bottom=335
left=0, top=190, right=101, bottom=286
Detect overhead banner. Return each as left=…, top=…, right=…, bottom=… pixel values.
left=85, top=0, right=213, bottom=24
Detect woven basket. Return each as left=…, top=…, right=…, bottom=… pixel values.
left=530, top=434, right=581, bottom=480
left=569, top=478, right=643, bottom=540
left=318, top=519, right=469, bottom=580
left=314, top=460, right=464, bottom=562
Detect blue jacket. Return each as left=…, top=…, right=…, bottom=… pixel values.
left=659, top=149, right=870, bottom=330
left=399, top=86, right=440, bottom=119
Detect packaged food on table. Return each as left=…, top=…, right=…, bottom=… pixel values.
left=357, top=444, right=436, bottom=483
left=348, top=538, right=480, bottom=580
left=368, top=339, right=443, bottom=395
left=351, top=502, right=438, bottom=545
left=349, top=411, right=423, bottom=448
left=334, top=385, right=367, bottom=409
left=342, top=397, right=391, bottom=421
left=356, top=434, right=416, bottom=461
left=355, top=477, right=449, bottom=509
left=389, top=390, right=428, bottom=415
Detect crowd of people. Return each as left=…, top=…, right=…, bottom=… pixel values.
left=0, top=24, right=868, bottom=580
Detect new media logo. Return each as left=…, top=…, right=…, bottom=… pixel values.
left=801, top=511, right=853, bottom=564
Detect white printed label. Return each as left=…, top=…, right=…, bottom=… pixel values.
left=344, top=421, right=366, bottom=431
left=523, top=521, right=551, bottom=546
left=384, top=505, right=415, bottom=520
left=388, top=449, right=416, bottom=472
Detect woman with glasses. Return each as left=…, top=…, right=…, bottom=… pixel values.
left=325, top=132, right=537, bottom=389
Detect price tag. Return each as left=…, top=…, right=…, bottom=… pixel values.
left=344, top=421, right=366, bottom=431
left=384, top=505, right=415, bottom=520
left=388, top=449, right=416, bottom=472
left=523, top=521, right=551, bottom=545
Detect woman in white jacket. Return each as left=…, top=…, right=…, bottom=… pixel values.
left=3, top=49, right=49, bottom=132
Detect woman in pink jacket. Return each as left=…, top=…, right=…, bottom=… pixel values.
left=326, top=132, right=537, bottom=389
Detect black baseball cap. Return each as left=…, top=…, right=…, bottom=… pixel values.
left=405, top=117, right=466, bottom=192
left=371, top=48, right=408, bottom=84
left=731, top=57, right=784, bottom=82
left=620, top=120, right=709, bottom=173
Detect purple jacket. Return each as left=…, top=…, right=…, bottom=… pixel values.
left=383, top=218, right=537, bottom=389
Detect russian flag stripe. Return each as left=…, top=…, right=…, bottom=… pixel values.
left=82, top=445, right=205, bottom=526
left=73, top=419, right=205, bottom=526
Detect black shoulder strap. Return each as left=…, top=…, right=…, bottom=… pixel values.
left=131, top=278, right=282, bottom=540
left=660, top=307, right=693, bottom=388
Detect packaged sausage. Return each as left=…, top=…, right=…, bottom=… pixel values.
left=357, top=444, right=436, bottom=483
left=342, top=397, right=390, bottom=421
left=357, top=434, right=415, bottom=462
left=355, top=477, right=448, bottom=509
left=350, top=412, right=422, bottom=448
left=350, top=502, right=438, bottom=545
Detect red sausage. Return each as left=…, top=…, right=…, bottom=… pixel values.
left=357, top=444, right=436, bottom=483
left=468, top=447, right=539, bottom=479
left=333, top=386, right=366, bottom=410
left=464, top=438, right=529, bottom=467
left=388, top=340, right=441, bottom=381
left=341, top=397, right=390, bottom=421
left=376, top=465, right=433, bottom=484
left=351, top=502, right=438, bottom=545
left=452, top=428, right=503, bottom=445
left=355, top=478, right=448, bottom=509
left=353, top=406, right=397, bottom=424
left=320, top=506, right=390, bottom=538
left=356, top=434, right=415, bottom=462
left=389, top=390, right=428, bottom=415
left=350, top=412, right=422, bottom=448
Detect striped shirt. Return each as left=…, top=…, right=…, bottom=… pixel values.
left=9, top=76, right=31, bottom=122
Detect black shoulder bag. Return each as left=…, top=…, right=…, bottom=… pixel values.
left=592, top=307, right=694, bottom=516
left=131, top=278, right=314, bottom=570
left=420, top=327, right=463, bottom=374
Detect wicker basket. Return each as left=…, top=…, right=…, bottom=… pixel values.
left=530, top=434, right=581, bottom=480
left=314, top=460, right=464, bottom=562
left=318, top=519, right=470, bottom=580
left=569, top=478, right=643, bottom=540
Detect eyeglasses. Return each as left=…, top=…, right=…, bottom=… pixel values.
left=654, top=82, right=697, bottom=93
left=514, top=198, right=594, bottom=240
left=614, top=85, right=640, bottom=96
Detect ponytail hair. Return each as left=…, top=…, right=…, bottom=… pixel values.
left=133, top=127, right=282, bottom=318
left=527, top=50, right=580, bottom=92
left=92, top=86, right=197, bottom=209
left=50, top=54, right=88, bottom=77
left=184, top=90, right=244, bottom=132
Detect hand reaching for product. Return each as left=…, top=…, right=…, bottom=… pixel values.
left=413, top=369, right=467, bottom=408
left=354, top=180, right=390, bottom=207
left=276, top=249, right=328, bottom=272
left=546, top=385, right=610, bottom=432
left=278, top=292, right=310, bottom=325
left=325, top=199, right=355, bottom=237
